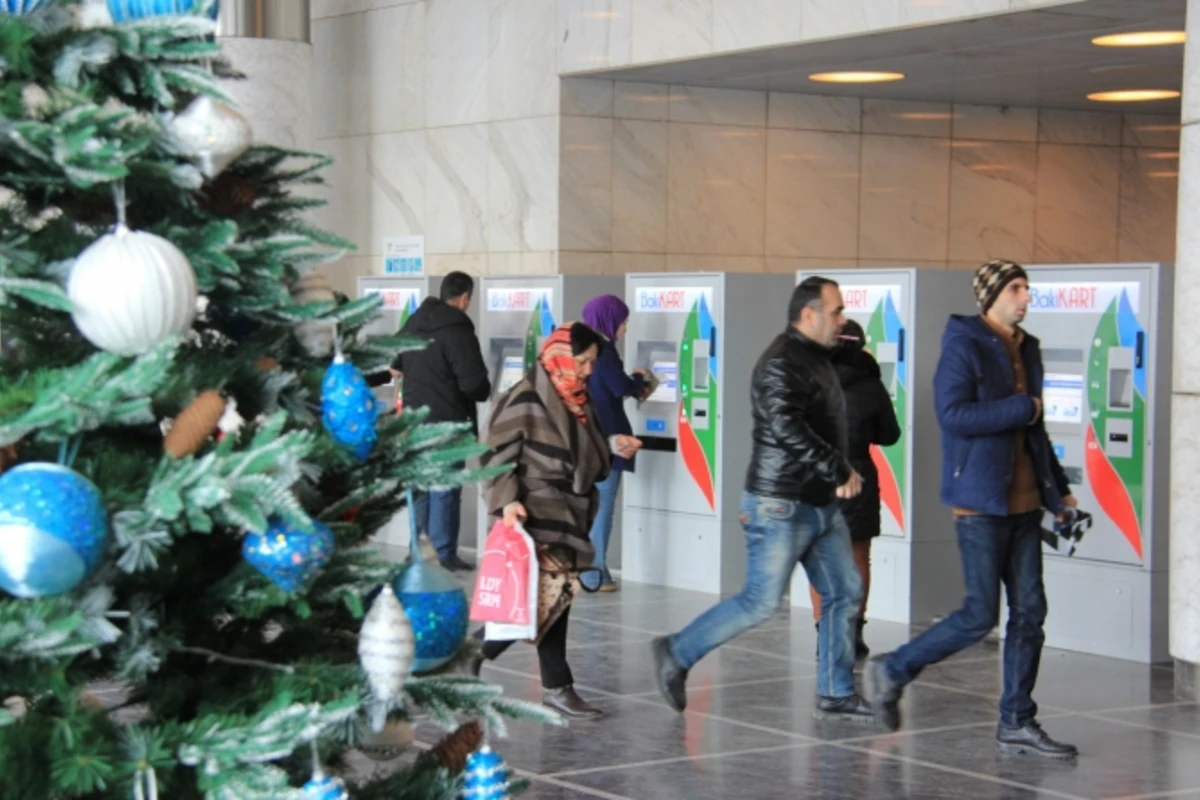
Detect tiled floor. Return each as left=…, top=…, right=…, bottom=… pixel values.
left=441, top=579, right=1196, bottom=800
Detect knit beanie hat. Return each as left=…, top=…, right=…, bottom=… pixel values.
left=973, top=259, right=1028, bottom=313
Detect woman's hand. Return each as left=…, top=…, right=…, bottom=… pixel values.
left=502, top=502, right=527, bottom=527
left=612, top=435, right=642, bottom=460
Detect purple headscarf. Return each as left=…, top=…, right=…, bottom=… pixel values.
left=582, top=294, right=629, bottom=341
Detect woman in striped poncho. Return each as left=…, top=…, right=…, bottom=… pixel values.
left=474, top=322, right=641, bottom=719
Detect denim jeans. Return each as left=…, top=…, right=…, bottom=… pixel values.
left=668, top=491, right=863, bottom=698
left=414, top=487, right=463, bottom=563
left=883, top=511, right=1047, bottom=727
left=582, top=470, right=622, bottom=590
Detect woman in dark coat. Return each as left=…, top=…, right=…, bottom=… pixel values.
left=473, top=323, right=640, bottom=718
left=809, top=319, right=901, bottom=658
left=580, top=295, right=649, bottom=592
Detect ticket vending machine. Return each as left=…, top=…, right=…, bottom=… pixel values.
left=622, top=272, right=792, bottom=595
left=356, top=275, right=480, bottom=551
left=1013, top=263, right=1172, bottom=663
left=474, top=275, right=621, bottom=552
left=788, top=268, right=976, bottom=624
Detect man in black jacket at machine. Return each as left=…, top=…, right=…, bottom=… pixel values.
left=393, top=271, right=490, bottom=571
left=651, top=277, right=872, bottom=721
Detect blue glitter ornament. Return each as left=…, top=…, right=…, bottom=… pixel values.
left=0, top=463, right=109, bottom=598
left=321, top=355, right=378, bottom=461
left=242, top=518, right=334, bottom=592
left=395, top=489, right=469, bottom=673
left=1, top=0, right=52, bottom=14
left=462, top=745, right=510, bottom=800
left=107, top=0, right=219, bottom=22
left=301, top=772, right=348, bottom=800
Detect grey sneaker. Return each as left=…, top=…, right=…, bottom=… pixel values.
left=996, top=721, right=1078, bottom=759
left=864, top=654, right=903, bottom=731
left=814, top=693, right=874, bottom=722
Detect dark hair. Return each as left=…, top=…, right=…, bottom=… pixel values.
left=440, top=271, right=474, bottom=302
left=788, top=277, right=838, bottom=325
left=838, top=318, right=866, bottom=351
left=568, top=323, right=605, bottom=356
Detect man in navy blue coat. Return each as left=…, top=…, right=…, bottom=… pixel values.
left=865, top=260, right=1079, bottom=759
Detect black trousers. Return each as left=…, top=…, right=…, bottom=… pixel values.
left=479, top=605, right=573, bottom=689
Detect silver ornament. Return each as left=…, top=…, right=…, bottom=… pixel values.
left=67, top=225, right=198, bottom=356
left=291, top=271, right=337, bottom=358
left=170, top=95, right=253, bottom=179
left=358, top=584, right=414, bottom=705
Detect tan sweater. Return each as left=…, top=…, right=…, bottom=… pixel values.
left=954, top=316, right=1040, bottom=517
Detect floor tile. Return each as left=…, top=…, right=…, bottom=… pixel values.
left=916, top=650, right=1179, bottom=712
left=1095, top=703, right=1200, bottom=738
left=458, top=666, right=800, bottom=775
left=862, top=714, right=1200, bottom=798
left=565, top=743, right=1052, bottom=799
left=696, top=674, right=1003, bottom=740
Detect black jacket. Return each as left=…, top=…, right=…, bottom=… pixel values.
left=744, top=329, right=853, bottom=506
left=390, top=298, right=490, bottom=429
left=831, top=348, right=901, bottom=540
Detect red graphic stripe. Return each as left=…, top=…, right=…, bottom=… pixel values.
left=678, top=407, right=715, bottom=510
left=1085, top=424, right=1143, bottom=559
left=870, top=445, right=905, bottom=532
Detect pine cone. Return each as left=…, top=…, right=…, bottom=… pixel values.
left=164, top=391, right=227, bottom=458
left=198, top=173, right=257, bottom=217
left=0, top=440, right=22, bottom=475
left=422, top=720, right=483, bottom=776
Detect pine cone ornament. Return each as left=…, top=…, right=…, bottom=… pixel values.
left=421, top=720, right=483, bottom=775
left=0, top=440, right=22, bottom=475
left=163, top=390, right=226, bottom=458
left=198, top=172, right=258, bottom=217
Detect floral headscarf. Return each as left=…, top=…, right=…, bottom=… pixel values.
left=538, top=325, right=588, bottom=423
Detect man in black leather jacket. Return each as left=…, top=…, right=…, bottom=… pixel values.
left=652, top=277, right=872, bottom=721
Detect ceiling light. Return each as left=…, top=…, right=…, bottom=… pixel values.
left=895, top=112, right=956, bottom=120
left=809, top=71, right=905, bottom=84
left=1087, top=89, right=1181, bottom=102
left=1092, top=31, right=1186, bottom=47
left=1147, top=171, right=1179, bottom=178
left=969, top=165, right=1015, bottom=172
left=1142, top=151, right=1179, bottom=160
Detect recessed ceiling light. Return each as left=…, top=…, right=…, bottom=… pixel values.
left=809, top=71, right=905, bottom=84
left=1087, top=89, right=1181, bottom=102
left=1092, top=31, right=1186, bottom=47
left=1147, top=171, right=1179, bottom=178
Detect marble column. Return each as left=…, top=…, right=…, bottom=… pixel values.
left=1171, top=0, right=1200, bottom=701
left=217, top=0, right=312, bottom=150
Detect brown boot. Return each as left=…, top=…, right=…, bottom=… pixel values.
left=542, top=685, right=603, bottom=719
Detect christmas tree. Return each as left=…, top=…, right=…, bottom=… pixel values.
left=0, top=2, right=556, bottom=798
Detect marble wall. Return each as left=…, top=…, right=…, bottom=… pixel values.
left=558, top=0, right=1088, bottom=73
left=311, top=0, right=564, bottom=297
left=558, top=79, right=1180, bottom=276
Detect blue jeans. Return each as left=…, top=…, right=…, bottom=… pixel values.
left=883, top=511, right=1047, bottom=727
left=582, top=470, right=622, bottom=590
left=414, top=487, right=462, bottom=563
left=669, top=492, right=863, bottom=698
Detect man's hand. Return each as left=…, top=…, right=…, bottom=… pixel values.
left=502, top=502, right=527, bottom=527
left=388, top=368, right=402, bottom=379
left=612, top=435, right=643, bottom=459
left=836, top=470, right=863, bottom=499
left=1029, top=397, right=1042, bottom=425
left=1056, top=493, right=1078, bottom=523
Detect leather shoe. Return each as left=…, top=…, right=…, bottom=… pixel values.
left=814, top=693, right=874, bottom=722
left=864, top=654, right=903, bottom=732
left=440, top=555, right=475, bottom=572
left=996, top=721, right=1078, bottom=759
left=650, top=636, right=688, bottom=712
left=542, top=686, right=603, bottom=719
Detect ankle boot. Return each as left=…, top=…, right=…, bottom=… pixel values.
left=542, top=685, right=603, bottom=719
left=855, top=619, right=870, bottom=660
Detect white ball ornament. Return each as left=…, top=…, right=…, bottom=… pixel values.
left=170, top=95, right=253, bottom=179
left=67, top=225, right=199, bottom=356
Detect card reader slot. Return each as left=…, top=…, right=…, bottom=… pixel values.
left=1109, top=432, right=1130, bottom=443
left=638, top=436, right=678, bottom=453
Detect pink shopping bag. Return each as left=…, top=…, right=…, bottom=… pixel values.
left=470, top=520, right=538, bottom=639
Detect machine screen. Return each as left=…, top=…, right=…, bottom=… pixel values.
left=1043, top=373, right=1084, bottom=424
left=646, top=361, right=679, bottom=404
left=498, top=356, right=525, bottom=393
